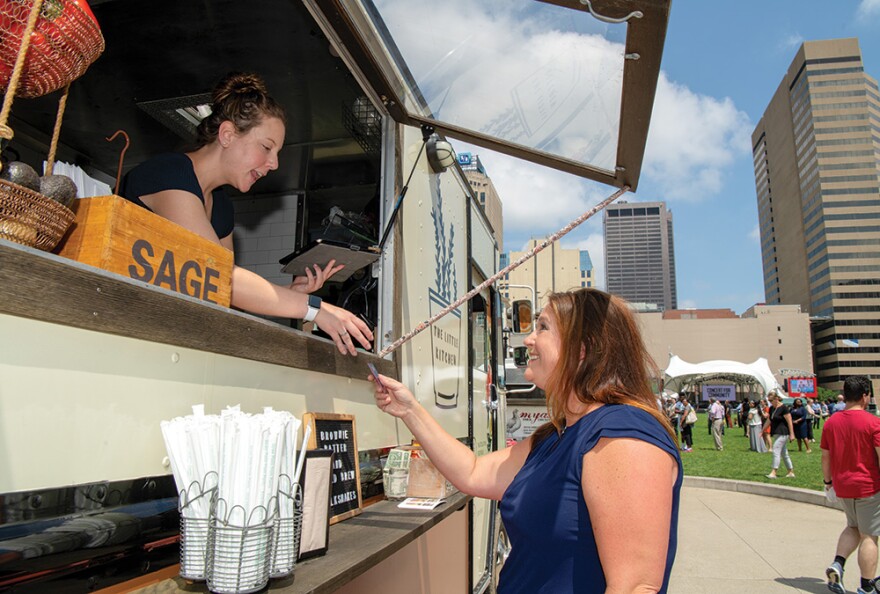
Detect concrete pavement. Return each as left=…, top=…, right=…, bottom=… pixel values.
left=671, top=478, right=858, bottom=593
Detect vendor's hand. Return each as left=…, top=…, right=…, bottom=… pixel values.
left=314, top=301, right=373, bottom=355
left=289, top=260, right=345, bottom=294
left=369, top=373, right=418, bottom=419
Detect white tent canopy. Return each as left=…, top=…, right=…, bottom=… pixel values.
left=663, top=355, right=786, bottom=397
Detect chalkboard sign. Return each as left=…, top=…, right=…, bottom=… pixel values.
left=303, top=412, right=362, bottom=524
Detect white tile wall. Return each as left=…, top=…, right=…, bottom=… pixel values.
left=231, top=193, right=300, bottom=287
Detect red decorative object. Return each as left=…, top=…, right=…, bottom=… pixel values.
left=0, top=0, right=104, bottom=98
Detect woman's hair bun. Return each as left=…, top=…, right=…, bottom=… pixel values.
left=212, top=72, right=269, bottom=105
left=194, top=71, right=286, bottom=148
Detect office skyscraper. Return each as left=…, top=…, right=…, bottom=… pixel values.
left=603, top=200, right=677, bottom=311
left=752, top=38, right=880, bottom=392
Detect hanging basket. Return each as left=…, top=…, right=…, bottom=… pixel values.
left=0, top=178, right=75, bottom=250
left=0, top=0, right=105, bottom=98
left=0, top=0, right=104, bottom=251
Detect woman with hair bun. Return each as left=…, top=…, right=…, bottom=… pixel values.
left=370, top=288, right=681, bottom=592
left=121, top=72, right=372, bottom=355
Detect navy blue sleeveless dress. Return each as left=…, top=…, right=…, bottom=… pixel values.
left=498, top=404, right=682, bottom=593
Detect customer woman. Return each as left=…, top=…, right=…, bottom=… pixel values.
left=766, top=392, right=796, bottom=479
left=790, top=398, right=812, bottom=453
left=747, top=399, right=767, bottom=453
left=121, top=72, right=372, bottom=355
left=371, top=289, right=682, bottom=593
left=679, top=397, right=695, bottom=452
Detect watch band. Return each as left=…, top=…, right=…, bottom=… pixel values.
left=304, top=295, right=322, bottom=322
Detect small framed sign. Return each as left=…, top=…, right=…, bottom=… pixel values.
left=303, top=412, right=362, bottom=525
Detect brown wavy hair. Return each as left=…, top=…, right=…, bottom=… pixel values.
left=195, top=72, right=287, bottom=148
left=530, top=289, right=674, bottom=448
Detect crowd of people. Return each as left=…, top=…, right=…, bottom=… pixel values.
left=662, top=390, right=849, bottom=462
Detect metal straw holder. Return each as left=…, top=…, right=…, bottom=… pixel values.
left=178, top=473, right=218, bottom=581
left=206, top=498, right=277, bottom=594
left=270, top=476, right=304, bottom=578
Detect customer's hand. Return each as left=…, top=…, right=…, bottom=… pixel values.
left=371, top=373, right=418, bottom=419
left=289, top=260, right=345, bottom=294
left=314, top=301, right=373, bottom=355
left=825, top=485, right=839, bottom=505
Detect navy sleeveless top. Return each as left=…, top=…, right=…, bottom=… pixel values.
left=120, top=153, right=235, bottom=239
left=498, top=404, right=682, bottom=593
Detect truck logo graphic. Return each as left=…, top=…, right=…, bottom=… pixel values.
left=430, top=178, right=461, bottom=409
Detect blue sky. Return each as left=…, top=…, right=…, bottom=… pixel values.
left=473, top=0, right=880, bottom=314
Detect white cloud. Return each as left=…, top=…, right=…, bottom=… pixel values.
left=858, top=0, right=880, bottom=18
left=679, top=299, right=698, bottom=309
left=641, top=73, right=752, bottom=201
left=469, top=148, right=610, bottom=236
left=749, top=225, right=761, bottom=242
left=780, top=34, right=804, bottom=52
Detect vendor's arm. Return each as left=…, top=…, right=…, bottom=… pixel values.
left=372, top=373, right=530, bottom=500
left=582, top=438, right=677, bottom=594
left=142, top=189, right=372, bottom=354
left=230, top=266, right=370, bottom=351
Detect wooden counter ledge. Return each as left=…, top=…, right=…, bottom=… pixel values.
left=125, top=492, right=471, bottom=594
left=0, top=239, right=395, bottom=380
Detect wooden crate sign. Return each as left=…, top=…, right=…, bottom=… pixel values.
left=303, top=412, right=362, bottom=525
left=57, top=195, right=233, bottom=306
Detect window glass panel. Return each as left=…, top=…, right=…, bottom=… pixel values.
left=371, top=0, right=626, bottom=171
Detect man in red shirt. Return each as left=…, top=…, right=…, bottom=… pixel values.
left=822, top=375, right=880, bottom=594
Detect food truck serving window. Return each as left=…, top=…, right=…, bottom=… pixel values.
left=309, top=0, right=671, bottom=190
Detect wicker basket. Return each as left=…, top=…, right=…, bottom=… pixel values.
left=0, top=178, right=75, bottom=250
left=0, top=0, right=104, bottom=251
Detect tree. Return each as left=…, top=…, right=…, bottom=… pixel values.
left=817, top=386, right=836, bottom=401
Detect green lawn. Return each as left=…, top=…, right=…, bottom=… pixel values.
left=680, top=412, right=823, bottom=491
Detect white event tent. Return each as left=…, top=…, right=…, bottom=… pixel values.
left=663, top=355, right=786, bottom=399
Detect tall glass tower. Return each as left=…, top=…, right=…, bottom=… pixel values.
left=752, top=38, right=880, bottom=393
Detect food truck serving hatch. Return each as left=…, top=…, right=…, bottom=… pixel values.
left=307, top=0, right=671, bottom=190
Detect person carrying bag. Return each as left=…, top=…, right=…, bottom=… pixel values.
left=680, top=400, right=696, bottom=452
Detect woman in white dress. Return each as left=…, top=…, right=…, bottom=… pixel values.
left=747, top=400, right=767, bottom=453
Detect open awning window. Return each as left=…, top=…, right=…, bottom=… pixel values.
left=309, top=0, right=671, bottom=189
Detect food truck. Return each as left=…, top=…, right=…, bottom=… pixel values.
left=0, top=0, right=670, bottom=591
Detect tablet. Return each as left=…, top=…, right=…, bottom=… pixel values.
left=279, top=239, right=380, bottom=282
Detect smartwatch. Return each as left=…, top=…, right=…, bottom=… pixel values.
left=303, top=295, right=322, bottom=322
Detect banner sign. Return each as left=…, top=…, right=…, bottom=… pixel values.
left=788, top=377, right=816, bottom=397
left=701, top=384, right=736, bottom=402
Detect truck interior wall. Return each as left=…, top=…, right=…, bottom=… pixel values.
left=232, top=193, right=302, bottom=288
